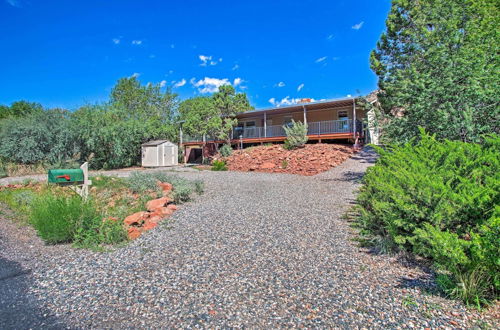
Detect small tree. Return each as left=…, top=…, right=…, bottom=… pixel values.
left=283, top=120, right=308, bottom=150
left=212, top=85, right=252, bottom=144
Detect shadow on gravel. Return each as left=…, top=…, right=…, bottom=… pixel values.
left=351, top=148, right=378, bottom=164
left=0, top=253, right=64, bottom=329
left=321, top=171, right=366, bottom=183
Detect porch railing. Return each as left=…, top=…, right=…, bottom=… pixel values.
left=183, top=119, right=359, bottom=143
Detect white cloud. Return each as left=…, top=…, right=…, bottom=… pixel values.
left=315, top=56, right=327, bottom=63
left=232, top=64, right=239, bottom=71
left=174, top=79, right=186, bottom=88
left=112, top=38, right=121, bottom=45
left=131, top=40, right=143, bottom=45
left=233, top=78, right=243, bottom=86
left=269, top=96, right=316, bottom=107
left=199, top=55, right=220, bottom=66
left=6, top=0, right=21, bottom=7
left=326, top=34, right=334, bottom=40
left=191, top=77, right=231, bottom=93
left=352, top=21, right=364, bottom=30
left=297, top=83, right=304, bottom=92
left=199, top=55, right=211, bottom=66
left=269, top=96, right=300, bottom=107
left=276, top=81, right=285, bottom=87
left=131, top=73, right=140, bottom=78
left=159, top=80, right=167, bottom=88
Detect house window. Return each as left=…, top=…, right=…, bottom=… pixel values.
left=338, top=111, right=349, bottom=120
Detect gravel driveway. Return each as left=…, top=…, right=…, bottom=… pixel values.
left=0, top=148, right=495, bottom=328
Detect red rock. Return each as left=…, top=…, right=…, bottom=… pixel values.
left=151, top=207, right=173, bottom=217
left=143, top=221, right=157, bottom=231
left=123, top=211, right=148, bottom=226
left=225, top=143, right=354, bottom=176
left=145, top=197, right=171, bottom=212
left=127, top=227, right=141, bottom=240
left=158, top=182, right=173, bottom=194
left=148, top=215, right=163, bottom=223
left=261, top=162, right=276, bottom=169
left=166, top=204, right=178, bottom=211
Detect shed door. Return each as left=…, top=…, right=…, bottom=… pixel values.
left=143, top=146, right=158, bottom=166
left=164, top=146, right=175, bottom=166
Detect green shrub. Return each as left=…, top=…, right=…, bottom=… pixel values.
left=220, top=144, right=233, bottom=157
left=126, top=171, right=204, bottom=203
left=283, top=120, right=308, bottom=150
left=29, top=192, right=127, bottom=247
left=29, top=194, right=96, bottom=244
left=356, top=131, right=499, bottom=304
left=0, top=188, right=36, bottom=217
left=211, top=160, right=228, bottom=171
left=0, top=160, right=6, bottom=178
left=0, top=109, right=79, bottom=165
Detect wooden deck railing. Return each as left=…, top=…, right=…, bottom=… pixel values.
left=183, top=119, right=358, bottom=143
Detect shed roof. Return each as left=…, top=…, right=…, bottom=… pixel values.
left=141, top=140, right=174, bottom=147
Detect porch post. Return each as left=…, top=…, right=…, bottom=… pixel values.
left=352, top=98, right=357, bottom=136
left=264, top=112, right=267, bottom=138
left=303, top=105, right=307, bottom=125
left=179, top=126, right=185, bottom=164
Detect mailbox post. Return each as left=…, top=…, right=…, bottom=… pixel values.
left=48, top=162, right=92, bottom=200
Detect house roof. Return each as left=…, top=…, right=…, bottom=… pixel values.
left=236, top=96, right=357, bottom=119
left=141, top=140, right=174, bottom=147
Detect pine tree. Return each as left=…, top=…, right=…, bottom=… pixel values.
left=371, top=0, right=499, bottom=143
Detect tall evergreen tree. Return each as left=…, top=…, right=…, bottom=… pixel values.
left=371, top=0, right=499, bottom=143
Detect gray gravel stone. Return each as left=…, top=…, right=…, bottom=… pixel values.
left=0, top=148, right=496, bottom=328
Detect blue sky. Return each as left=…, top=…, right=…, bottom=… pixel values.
left=0, top=0, right=391, bottom=110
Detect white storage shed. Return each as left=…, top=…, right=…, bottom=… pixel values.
left=141, top=140, right=178, bottom=167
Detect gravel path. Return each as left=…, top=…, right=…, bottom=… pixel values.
left=0, top=148, right=496, bottom=328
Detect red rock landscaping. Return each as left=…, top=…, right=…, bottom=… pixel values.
left=223, top=143, right=355, bottom=176
left=123, top=181, right=178, bottom=240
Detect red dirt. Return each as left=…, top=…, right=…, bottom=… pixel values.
left=223, top=144, right=355, bottom=176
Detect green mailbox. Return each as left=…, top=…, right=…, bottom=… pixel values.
left=48, top=169, right=85, bottom=185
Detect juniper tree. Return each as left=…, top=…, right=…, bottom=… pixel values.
left=371, top=0, right=499, bottom=143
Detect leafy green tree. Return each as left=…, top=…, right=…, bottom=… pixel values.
left=10, top=101, right=44, bottom=117
left=178, top=97, right=221, bottom=140
left=0, top=109, right=79, bottom=165
left=0, top=101, right=43, bottom=120
left=212, top=85, right=252, bottom=143
left=0, top=105, right=11, bottom=120
left=371, top=0, right=499, bottom=143
left=72, top=77, right=179, bottom=169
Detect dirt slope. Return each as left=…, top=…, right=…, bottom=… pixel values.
left=223, top=143, right=355, bottom=176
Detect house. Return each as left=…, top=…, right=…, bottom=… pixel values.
left=181, top=96, right=377, bottom=163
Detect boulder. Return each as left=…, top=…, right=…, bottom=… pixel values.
left=158, top=182, right=173, bottom=194
left=153, top=207, right=174, bottom=217
left=148, top=215, right=164, bottom=224
left=143, top=221, right=157, bottom=231
left=145, top=197, right=171, bottom=212
left=166, top=204, right=178, bottom=211
left=124, top=211, right=148, bottom=226
left=127, top=227, right=141, bottom=240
